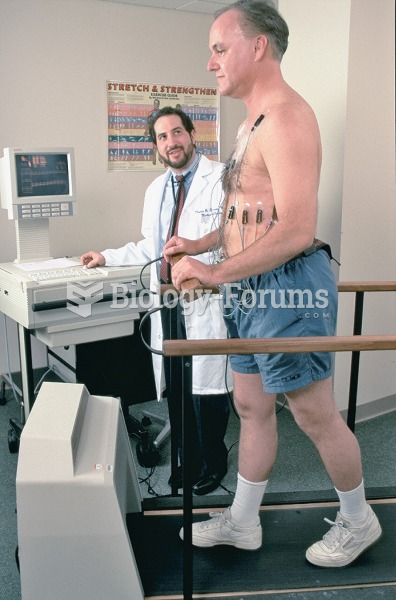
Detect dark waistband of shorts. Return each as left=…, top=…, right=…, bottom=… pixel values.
left=290, top=238, right=333, bottom=262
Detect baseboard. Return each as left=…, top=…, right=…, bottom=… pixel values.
left=279, top=392, right=396, bottom=424
left=340, top=392, right=396, bottom=423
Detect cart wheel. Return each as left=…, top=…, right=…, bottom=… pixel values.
left=8, top=428, right=19, bottom=453
left=141, top=416, right=152, bottom=427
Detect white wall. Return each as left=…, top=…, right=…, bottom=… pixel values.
left=279, top=0, right=351, bottom=260
left=1, top=0, right=395, bottom=416
left=335, top=0, right=396, bottom=413
left=280, top=0, right=396, bottom=414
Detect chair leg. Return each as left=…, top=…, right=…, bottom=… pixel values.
left=141, top=409, right=171, bottom=450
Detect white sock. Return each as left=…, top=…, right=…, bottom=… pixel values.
left=230, top=473, right=268, bottom=527
left=335, top=481, right=369, bottom=526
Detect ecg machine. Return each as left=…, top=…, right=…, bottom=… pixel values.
left=0, top=147, right=149, bottom=418
left=0, top=147, right=154, bottom=600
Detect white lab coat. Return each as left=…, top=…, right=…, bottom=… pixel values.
left=102, top=154, right=232, bottom=398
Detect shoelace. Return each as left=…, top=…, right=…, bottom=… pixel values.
left=322, top=516, right=350, bottom=548
left=200, top=511, right=227, bottom=530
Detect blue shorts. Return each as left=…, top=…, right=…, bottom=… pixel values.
left=222, top=250, right=338, bottom=394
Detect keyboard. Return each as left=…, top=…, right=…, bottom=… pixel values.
left=27, top=266, right=107, bottom=282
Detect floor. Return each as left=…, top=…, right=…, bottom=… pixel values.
left=0, top=385, right=395, bottom=599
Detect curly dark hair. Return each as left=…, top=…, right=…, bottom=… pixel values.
left=147, top=106, right=195, bottom=144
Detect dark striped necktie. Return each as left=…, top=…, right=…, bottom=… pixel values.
left=160, top=174, right=186, bottom=284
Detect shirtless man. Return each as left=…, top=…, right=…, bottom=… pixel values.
left=164, top=0, right=381, bottom=567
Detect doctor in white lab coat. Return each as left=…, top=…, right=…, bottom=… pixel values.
left=81, top=107, right=232, bottom=495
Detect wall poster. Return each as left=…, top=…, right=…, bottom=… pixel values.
left=107, top=81, right=220, bottom=171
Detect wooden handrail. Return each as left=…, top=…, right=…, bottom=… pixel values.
left=160, top=280, right=396, bottom=355
left=163, top=334, right=396, bottom=357
left=159, top=280, right=396, bottom=296
left=337, top=281, right=396, bottom=292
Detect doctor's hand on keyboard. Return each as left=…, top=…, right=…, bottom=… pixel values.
left=80, top=250, right=106, bottom=269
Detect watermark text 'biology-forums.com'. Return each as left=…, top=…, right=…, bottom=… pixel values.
left=66, top=280, right=330, bottom=319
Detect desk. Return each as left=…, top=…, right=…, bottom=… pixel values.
left=0, top=259, right=150, bottom=421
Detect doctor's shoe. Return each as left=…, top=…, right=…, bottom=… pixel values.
left=179, top=507, right=262, bottom=550
left=168, top=466, right=200, bottom=489
left=305, top=505, right=382, bottom=567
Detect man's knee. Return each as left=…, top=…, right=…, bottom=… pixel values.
left=286, top=377, right=337, bottom=438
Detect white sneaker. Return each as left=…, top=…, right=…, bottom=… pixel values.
left=179, top=507, right=262, bottom=550
left=306, top=505, right=382, bottom=567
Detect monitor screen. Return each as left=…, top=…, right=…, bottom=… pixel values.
left=15, top=153, right=70, bottom=198
left=0, top=147, right=77, bottom=220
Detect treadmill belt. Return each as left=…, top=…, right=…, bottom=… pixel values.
left=127, top=502, right=396, bottom=596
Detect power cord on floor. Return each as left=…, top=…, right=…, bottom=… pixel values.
left=137, top=464, right=181, bottom=499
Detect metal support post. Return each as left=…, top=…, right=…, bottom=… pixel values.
left=347, top=291, right=364, bottom=431
left=17, top=324, right=35, bottom=422
left=182, top=356, right=193, bottom=600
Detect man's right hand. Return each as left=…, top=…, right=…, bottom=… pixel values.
left=80, top=251, right=106, bottom=268
left=163, top=236, right=200, bottom=264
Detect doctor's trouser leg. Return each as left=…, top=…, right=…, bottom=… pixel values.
left=193, top=393, right=229, bottom=478
left=160, top=304, right=229, bottom=483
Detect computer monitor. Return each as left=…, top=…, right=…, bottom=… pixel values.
left=0, top=147, right=76, bottom=220
left=16, top=382, right=145, bottom=600
left=0, top=147, right=77, bottom=261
